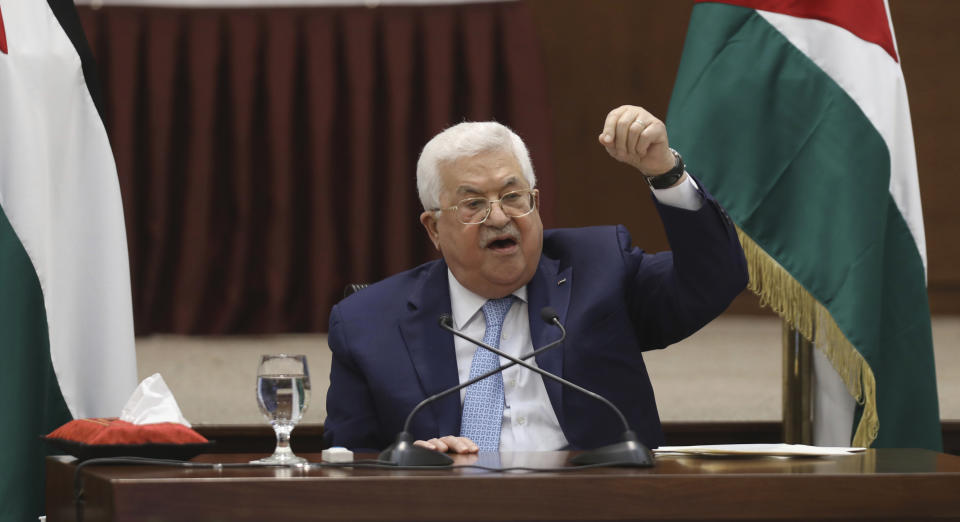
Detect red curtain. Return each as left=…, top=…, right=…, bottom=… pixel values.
left=76, top=2, right=555, bottom=335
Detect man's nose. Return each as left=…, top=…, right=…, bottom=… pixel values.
left=485, top=201, right=512, bottom=226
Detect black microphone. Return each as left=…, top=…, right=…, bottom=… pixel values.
left=440, top=309, right=653, bottom=467
left=539, top=306, right=560, bottom=324
left=378, top=307, right=567, bottom=466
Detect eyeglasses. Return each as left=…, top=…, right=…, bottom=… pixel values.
left=435, top=189, right=538, bottom=225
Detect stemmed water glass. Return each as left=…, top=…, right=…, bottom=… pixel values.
left=251, top=354, right=311, bottom=465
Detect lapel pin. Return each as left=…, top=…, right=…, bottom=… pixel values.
left=557, top=278, right=567, bottom=286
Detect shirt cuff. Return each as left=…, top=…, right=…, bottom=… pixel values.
left=649, top=173, right=703, bottom=211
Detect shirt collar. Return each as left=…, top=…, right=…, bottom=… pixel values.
left=447, top=269, right=527, bottom=329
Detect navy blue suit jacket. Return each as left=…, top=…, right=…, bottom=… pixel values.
left=324, top=186, right=747, bottom=451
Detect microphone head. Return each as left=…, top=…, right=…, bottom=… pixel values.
left=540, top=307, right=559, bottom=324
left=438, top=314, right=453, bottom=327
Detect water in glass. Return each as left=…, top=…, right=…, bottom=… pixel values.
left=250, top=354, right=311, bottom=465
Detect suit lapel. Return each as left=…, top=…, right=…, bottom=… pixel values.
left=396, top=250, right=573, bottom=438
left=398, top=261, right=461, bottom=437
left=527, top=252, right=572, bottom=427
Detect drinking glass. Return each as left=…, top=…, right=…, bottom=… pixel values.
left=251, top=354, right=311, bottom=465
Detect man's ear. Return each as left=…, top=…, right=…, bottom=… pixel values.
left=420, top=211, right=441, bottom=250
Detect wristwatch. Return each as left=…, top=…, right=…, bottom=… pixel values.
left=643, top=148, right=685, bottom=189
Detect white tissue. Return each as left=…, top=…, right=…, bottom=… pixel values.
left=119, top=373, right=192, bottom=427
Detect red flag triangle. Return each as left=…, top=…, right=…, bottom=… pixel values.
left=0, top=5, right=7, bottom=54
left=697, top=0, right=898, bottom=62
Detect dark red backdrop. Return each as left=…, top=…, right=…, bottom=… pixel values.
left=76, top=1, right=960, bottom=334
left=77, top=2, right=555, bottom=334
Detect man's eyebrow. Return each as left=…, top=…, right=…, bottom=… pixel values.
left=455, top=185, right=483, bottom=196
left=500, top=177, right=521, bottom=190
left=454, top=177, right=521, bottom=196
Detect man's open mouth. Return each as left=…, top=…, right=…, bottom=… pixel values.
left=486, top=237, right=518, bottom=251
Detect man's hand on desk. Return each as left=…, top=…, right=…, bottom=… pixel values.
left=413, top=435, right=479, bottom=454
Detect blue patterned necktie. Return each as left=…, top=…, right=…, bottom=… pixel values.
left=459, top=296, right=514, bottom=451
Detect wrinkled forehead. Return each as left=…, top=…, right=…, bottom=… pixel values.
left=438, top=149, right=529, bottom=199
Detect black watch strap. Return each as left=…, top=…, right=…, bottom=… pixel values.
left=643, top=148, right=685, bottom=189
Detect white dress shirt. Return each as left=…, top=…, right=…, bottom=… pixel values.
left=447, top=175, right=702, bottom=451
left=448, top=273, right=570, bottom=451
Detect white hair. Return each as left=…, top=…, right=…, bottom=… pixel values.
left=416, top=121, right=536, bottom=210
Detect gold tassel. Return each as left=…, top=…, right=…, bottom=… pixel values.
left=736, top=227, right=879, bottom=448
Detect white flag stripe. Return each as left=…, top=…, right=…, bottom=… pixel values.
left=757, top=9, right=927, bottom=274
left=0, top=1, right=137, bottom=418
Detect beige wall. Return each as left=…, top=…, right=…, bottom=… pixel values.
left=137, top=316, right=960, bottom=426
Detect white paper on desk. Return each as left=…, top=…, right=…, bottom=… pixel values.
left=653, top=443, right=866, bottom=457
left=119, top=373, right=192, bottom=427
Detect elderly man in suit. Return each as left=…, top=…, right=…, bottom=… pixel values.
left=323, top=105, right=748, bottom=453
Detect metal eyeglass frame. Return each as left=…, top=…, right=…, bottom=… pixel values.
left=433, top=188, right=539, bottom=225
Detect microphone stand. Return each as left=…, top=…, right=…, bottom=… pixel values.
left=378, top=309, right=568, bottom=466
left=441, top=315, right=653, bottom=468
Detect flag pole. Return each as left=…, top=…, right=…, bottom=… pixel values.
left=782, top=321, right=813, bottom=444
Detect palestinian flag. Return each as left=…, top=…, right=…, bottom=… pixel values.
left=667, top=0, right=940, bottom=450
left=0, top=0, right=138, bottom=517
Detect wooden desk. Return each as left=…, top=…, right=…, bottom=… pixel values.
left=46, top=449, right=960, bottom=521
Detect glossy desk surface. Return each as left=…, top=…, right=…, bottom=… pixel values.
left=46, top=449, right=960, bottom=521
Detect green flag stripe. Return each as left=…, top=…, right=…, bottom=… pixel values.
left=0, top=207, right=73, bottom=519
left=2, top=1, right=137, bottom=517
left=667, top=4, right=940, bottom=449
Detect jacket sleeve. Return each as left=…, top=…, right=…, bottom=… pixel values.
left=624, top=178, right=748, bottom=349
left=323, top=304, right=385, bottom=451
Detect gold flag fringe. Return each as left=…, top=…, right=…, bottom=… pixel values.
left=736, top=226, right=878, bottom=448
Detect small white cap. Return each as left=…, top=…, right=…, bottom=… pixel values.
left=321, top=446, right=354, bottom=463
